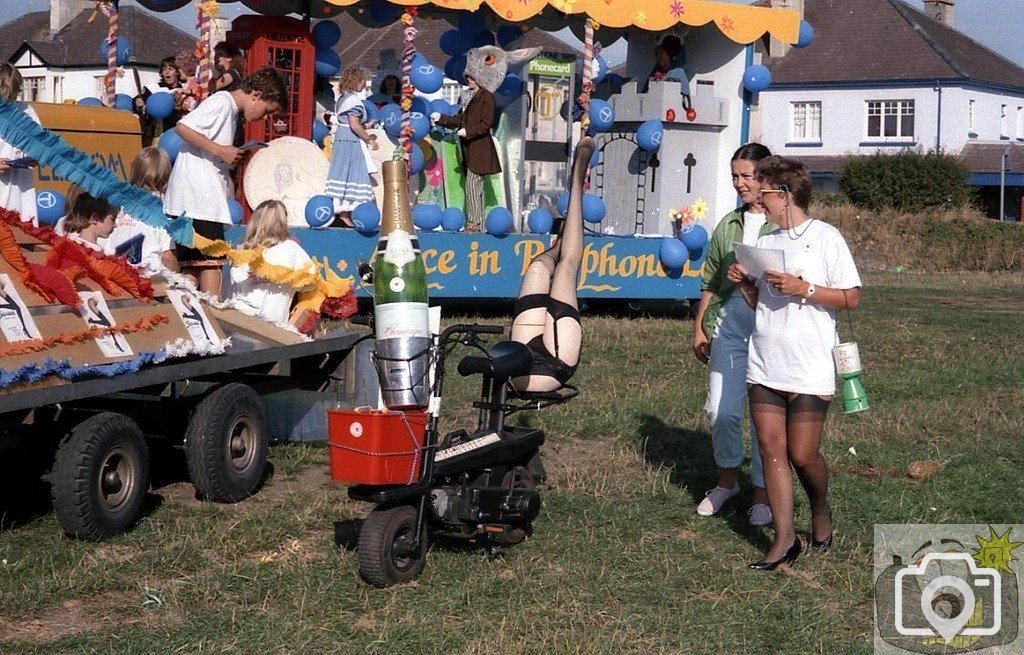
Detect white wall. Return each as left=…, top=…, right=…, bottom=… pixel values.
left=14, top=49, right=161, bottom=103
left=759, top=83, right=1024, bottom=159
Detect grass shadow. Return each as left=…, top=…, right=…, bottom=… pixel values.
left=637, top=414, right=770, bottom=550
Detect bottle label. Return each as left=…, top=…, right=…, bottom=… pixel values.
left=383, top=229, right=416, bottom=267
left=389, top=277, right=405, bottom=293
left=375, top=302, right=430, bottom=340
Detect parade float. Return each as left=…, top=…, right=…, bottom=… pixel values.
left=135, top=0, right=806, bottom=302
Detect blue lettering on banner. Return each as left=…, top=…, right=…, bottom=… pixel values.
left=227, top=228, right=704, bottom=301
left=38, top=152, right=128, bottom=183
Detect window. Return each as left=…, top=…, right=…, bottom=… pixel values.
left=1000, top=104, right=1009, bottom=139
left=51, top=76, right=63, bottom=103
left=791, top=101, right=821, bottom=141
left=968, top=99, right=975, bottom=134
left=19, top=76, right=44, bottom=102
left=1018, top=106, right=1024, bottom=140
left=866, top=100, right=914, bottom=139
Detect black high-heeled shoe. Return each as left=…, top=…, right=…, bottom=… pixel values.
left=811, top=506, right=833, bottom=551
left=748, top=539, right=802, bottom=571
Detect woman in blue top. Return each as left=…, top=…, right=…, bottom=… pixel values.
left=324, top=67, right=378, bottom=228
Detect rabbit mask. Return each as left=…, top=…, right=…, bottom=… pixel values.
left=464, top=46, right=542, bottom=93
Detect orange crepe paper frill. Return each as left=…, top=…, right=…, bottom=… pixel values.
left=0, top=313, right=169, bottom=358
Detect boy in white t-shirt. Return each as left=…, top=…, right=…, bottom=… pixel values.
left=726, top=156, right=861, bottom=572
left=164, top=67, right=288, bottom=299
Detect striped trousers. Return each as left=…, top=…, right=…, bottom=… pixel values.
left=465, top=171, right=484, bottom=231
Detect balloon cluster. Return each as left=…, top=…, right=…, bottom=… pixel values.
left=313, top=21, right=342, bottom=78
left=659, top=224, right=710, bottom=270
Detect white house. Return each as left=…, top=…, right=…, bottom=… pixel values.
left=754, top=0, right=1024, bottom=220
left=0, top=0, right=198, bottom=104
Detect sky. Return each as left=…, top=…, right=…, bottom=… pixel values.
left=2, top=0, right=1023, bottom=69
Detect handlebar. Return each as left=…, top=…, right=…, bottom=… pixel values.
left=349, top=314, right=373, bottom=327
left=441, top=323, right=504, bottom=340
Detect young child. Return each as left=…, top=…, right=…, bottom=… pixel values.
left=0, top=62, right=41, bottom=226
left=164, top=67, right=288, bottom=298
left=63, top=191, right=118, bottom=250
left=227, top=199, right=314, bottom=325
left=324, top=67, right=377, bottom=228
left=102, top=147, right=178, bottom=274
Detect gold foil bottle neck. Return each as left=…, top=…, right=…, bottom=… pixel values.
left=380, top=160, right=414, bottom=235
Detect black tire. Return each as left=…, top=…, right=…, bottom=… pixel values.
left=357, top=505, right=427, bottom=588
left=495, top=466, right=536, bottom=546
left=51, top=413, right=149, bottom=539
left=185, top=383, right=268, bottom=503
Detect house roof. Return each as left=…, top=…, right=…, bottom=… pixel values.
left=321, top=13, right=574, bottom=71
left=765, top=0, right=1024, bottom=92
left=959, top=143, right=1024, bottom=175
left=0, top=7, right=197, bottom=68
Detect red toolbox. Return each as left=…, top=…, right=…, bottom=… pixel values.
left=327, top=408, right=428, bottom=485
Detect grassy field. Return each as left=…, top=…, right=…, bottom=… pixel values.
left=1, top=272, right=1023, bottom=654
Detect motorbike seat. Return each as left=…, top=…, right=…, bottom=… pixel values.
left=457, top=340, right=533, bottom=382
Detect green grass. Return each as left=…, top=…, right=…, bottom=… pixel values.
left=1, top=272, right=1023, bottom=654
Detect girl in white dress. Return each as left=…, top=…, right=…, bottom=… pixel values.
left=0, top=63, right=41, bottom=226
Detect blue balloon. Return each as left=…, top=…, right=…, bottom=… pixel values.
left=430, top=98, right=456, bottom=116
left=679, top=224, right=708, bottom=251
left=485, top=207, right=514, bottom=236
left=606, top=73, right=624, bottom=93
left=410, top=95, right=430, bottom=115
left=353, top=202, right=380, bottom=232
left=113, top=93, right=134, bottom=111
left=527, top=208, right=553, bottom=234
left=145, top=92, right=175, bottom=119
left=556, top=192, right=570, bottom=216
left=227, top=199, right=244, bottom=226
left=98, top=36, right=130, bottom=66
left=367, top=0, right=401, bottom=25
left=593, top=55, right=608, bottom=84
left=581, top=193, right=605, bottom=223
left=36, top=190, right=66, bottom=226
left=440, top=29, right=471, bottom=57
left=315, top=48, right=341, bottom=78
left=497, top=73, right=523, bottom=97
left=411, top=61, right=443, bottom=94
left=444, top=55, right=467, bottom=84
left=796, top=20, right=815, bottom=48
left=497, top=25, right=523, bottom=48
left=636, top=119, right=664, bottom=151
left=472, top=31, right=496, bottom=48
left=659, top=237, right=687, bottom=270
left=458, top=11, right=488, bottom=36
left=441, top=207, right=466, bottom=232
left=157, top=127, right=184, bottom=163
left=362, top=99, right=379, bottom=123
left=409, top=112, right=430, bottom=141
left=305, top=195, right=335, bottom=227
left=379, top=103, right=403, bottom=137
left=413, top=203, right=443, bottom=230
left=78, top=97, right=104, bottom=107
left=312, top=21, right=342, bottom=49
left=743, top=64, right=772, bottom=93
left=588, top=98, right=615, bottom=132
left=312, top=119, right=330, bottom=145
left=409, top=145, right=425, bottom=175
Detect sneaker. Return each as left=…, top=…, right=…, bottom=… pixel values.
left=748, top=503, right=774, bottom=527
left=696, top=484, right=740, bottom=516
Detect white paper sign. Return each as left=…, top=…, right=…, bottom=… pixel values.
left=733, top=242, right=786, bottom=280
left=0, top=273, right=41, bottom=342
left=78, top=291, right=133, bottom=358
left=167, top=289, right=217, bottom=347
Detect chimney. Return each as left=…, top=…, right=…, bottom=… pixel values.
left=50, top=0, right=93, bottom=34
left=767, top=0, right=805, bottom=60
left=923, top=0, right=955, bottom=26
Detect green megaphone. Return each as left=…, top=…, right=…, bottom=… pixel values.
left=834, top=342, right=869, bottom=413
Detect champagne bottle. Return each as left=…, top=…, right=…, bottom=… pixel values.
left=373, top=160, right=431, bottom=409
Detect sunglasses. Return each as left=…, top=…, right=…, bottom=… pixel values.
left=758, top=188, right=788, bottom=199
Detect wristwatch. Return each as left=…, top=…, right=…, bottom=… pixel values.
left=801, top=283, right=816, bottom=304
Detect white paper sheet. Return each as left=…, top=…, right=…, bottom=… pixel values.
left=732, top=242, right=786, bottom=280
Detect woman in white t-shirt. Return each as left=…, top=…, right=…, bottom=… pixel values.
left=228, top=199, right=314, bottom=325
left=0, top=63, right=40, bottom=226
left=727, top=156, right=862, bottom=571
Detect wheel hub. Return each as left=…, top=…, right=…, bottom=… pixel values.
left=226, top=417, right=257, bottom=473
left=97, top=447, right=135, bottom=512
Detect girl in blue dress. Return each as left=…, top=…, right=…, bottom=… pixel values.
left=324, top=67, right=378, bottom=228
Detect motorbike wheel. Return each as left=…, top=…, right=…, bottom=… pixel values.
left=494, top=466, right=536, bottom=546
left=357, top=504, right=427, bottom=588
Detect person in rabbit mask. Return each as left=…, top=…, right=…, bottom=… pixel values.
left=432, top=46, right=541, bottom=231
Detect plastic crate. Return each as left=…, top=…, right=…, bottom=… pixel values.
left=327, top=408, right=427, bottom=486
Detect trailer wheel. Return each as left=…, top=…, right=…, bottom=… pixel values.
left=51, top=413, right=149, bottom=540
left=495, top=466, right=536, bottom=546
left=185, top=383, right=268, bottom=503
left=358, top=505, right=427, bottom=588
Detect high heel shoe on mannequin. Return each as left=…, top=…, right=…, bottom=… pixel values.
left=748, top=539, right=802, bottom=571
left=811, top=506, right=833, bottom=551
